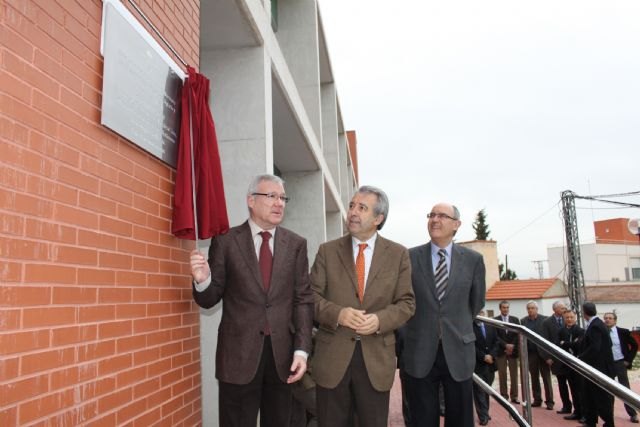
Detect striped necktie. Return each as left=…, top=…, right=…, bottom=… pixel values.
left=435, top=249, right=448, bottom=300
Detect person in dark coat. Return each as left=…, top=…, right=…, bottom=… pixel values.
left=472, top=310, right=499, bottom=425
left=579, top=302, right=615, bottom=427
left=603, top=312, right=639, bottom=423
left=520, top=301, right=554, bottom=409
left=540, top=300, right=571, bottom=414
left=494, top=300, right=520, bottom=403
left=557, top=309, right=585, bottom=421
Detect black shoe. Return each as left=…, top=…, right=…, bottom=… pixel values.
left=479, top=420, right=489, bottom=426
left=564, top=414, right=581, bottom=420
left=531, top=401, right=542, bottom=407
left=511, top=399, right=520, bottom=404
left=631, top=415, right=639, bottom=424
left=579, top=418, right=586, bottom=424
left=546, top=403, right=554, bottom=410
left=557, top=408, right=572, bottom=414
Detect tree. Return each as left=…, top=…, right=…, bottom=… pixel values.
left=499, top=262, right=518, bottom=281
left=472, top=209, right=491, bottom=240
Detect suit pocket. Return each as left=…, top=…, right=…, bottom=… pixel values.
left=383, top=333, right=396, bottom=347
left=462, top=332, right=476, bottom=344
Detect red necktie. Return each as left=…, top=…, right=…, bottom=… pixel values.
left=356, top=243, right=367, bottom=302
left=259, top=231, right=272, bottom=291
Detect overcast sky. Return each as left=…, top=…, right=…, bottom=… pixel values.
left=318, top=0, right=640, bottom=279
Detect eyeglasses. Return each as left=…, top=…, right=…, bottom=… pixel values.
left=427, top=212, right=457, bottom=221
left=252, top=192, right=290, bottom=204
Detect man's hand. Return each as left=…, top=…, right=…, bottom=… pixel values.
left=355, top=313, right=379, bottom=336
left=190, top=250, right=211, bottom=283
left=546, top=358, right=553, bottom=366
left=287, top=355, right=307, bottom=384
left=484, top=354, right=494, bottom=364
left=505, top=343, right=514, bottom=356
left=338, top=308, right=367, bottom=330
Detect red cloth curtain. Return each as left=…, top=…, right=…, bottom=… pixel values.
left=172, top=66, right=229, bottom=240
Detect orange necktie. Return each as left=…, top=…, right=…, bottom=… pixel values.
left=356, top=243, right=367, bottom=302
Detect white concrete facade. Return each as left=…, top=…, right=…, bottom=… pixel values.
left=548, top=242, right=640, bottom=284
left=198, top=1, right=357, bottom=425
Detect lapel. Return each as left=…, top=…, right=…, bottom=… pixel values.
left=337, top=235, right=359, bottom=294
left=447, top=243, right=463, bottom=291
left=416, top=243, right=437, bottom=300
left=232, top=221, right=264, bottom=293
left=270, top=226, right=290, bottom=294
left=366, top=235, right=388, bottom=290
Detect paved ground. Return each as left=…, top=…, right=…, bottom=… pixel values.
left=388, top=370, right=640, bottom=426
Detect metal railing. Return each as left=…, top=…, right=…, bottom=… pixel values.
left=475, top=315, right=640, bottom=426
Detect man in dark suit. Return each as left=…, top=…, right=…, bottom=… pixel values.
left=558, top=309, right=585, bottom=422
left=473, top=310, right=499, bottom=426
left=401, top=203, right=486, bottom=427
left=494, top=300, right=521, bottom=403
left=579, top=302, right=615, bottom=427
left=520, top=301, right=554, bottom=409
left=604, top=312, right=639, bottom=423
left=311, top=185, right=415, bottom=427
left=190, top=174, right=314, bottom=427
left=540, top=301, right=570, bottom=414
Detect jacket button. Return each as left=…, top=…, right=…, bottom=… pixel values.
left=266, top=304, right=271, bottom=308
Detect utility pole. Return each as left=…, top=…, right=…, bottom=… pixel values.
left=561, top=190, right=587, bottom=326
left=532, top=260, right=546, bottom=279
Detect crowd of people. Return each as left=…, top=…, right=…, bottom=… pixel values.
left=188, top=173, right=637, bottom=427
left=473, top=299, right=638, bottom=427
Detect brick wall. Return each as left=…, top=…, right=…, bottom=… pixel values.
left=1, top=0, right=202, bottom=425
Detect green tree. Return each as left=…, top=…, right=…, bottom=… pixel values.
left=499, top=262, right=518, bottom=280
left=472, top=209, right=491, bottom=240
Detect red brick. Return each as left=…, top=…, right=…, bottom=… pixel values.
left=0, top=163, right=27, bottom=192
left=98, top=319, right=132, bottom=339
left=25, top=218, right=77, bottom=243
left=52, top=324, right=97, bottom=346
left=116, top=303, right=146, bottom=319
left=116, top=271, right=147, bottom=287
left=0, top=262, right=23, bottom=282
left=0, top=329, right=49, bottom=355
left=133, top=225, right=159, bottom=244
left=116, top=365, right=147, bottom=388
left=0, top=25, right=34, bottom=62
left=58, top=124, right=100, bottom=157
left=133, top=378, right=160, bottom=400
left=118, top=205, right=147, bottom=227
left=133, top=195, right=159, bottom=216
left=161, top=395, right=182, bottom=418
left=77, top=191, right=116, bottom=216
left=117, top=237, right=147, bottom=256
left=133, top=407, right=161, bottom=427
left=147, top=214, right=170, bottom=232
left=2, top=49, right=60, bottom=99
left=133, top=347, right=160, bottom=366
left=160, top=315, right=181, bottom=331
left=52, top=286, right=97, bottom=304
left=147, top=302, right=171, bottom=316
left=133, top=317, right=159, bottom=334
left=60, top=86, right=100, bottom=120
left=0, top=374, right=48, bottom=405
left=26, top=175, right=77, bottom=205
left=98, top=251, right=132, bottom=269
left=0, top=94, right=58, bottom=135
left=21, top=347, right=75, bottom=375
left=60, top=48, right=100, bottom=90
left=29, top=131, right=80, bottom=167
left=100, top=181, right=133, bottom=205
left=19, top=388, right=76, bottom=424
left=81, top=155, right=119, bottom=183
left=134, top=256, right=159, bottom=273
left=77, top=340, right=116, bottom=363
left=0, top=66, right=32, bottom=100
left=98, top=287, right=132, bottom=304
left=78, top=230, right=117, bottom=250
left=14, top=192, right=55, bottom=218
left=57, top=165, right=99, bottom=193
left=146, top=387, right=171, bottom=410
left=0, top=238, right=49, bottom=260
left=53, top=245, right=98, bottom=265
left=148, top=274, right=171, bottom=288
left=147, top=244, right=171, bottom=260
left=117, top=398, right=148, bottom=425
left=116, top=335, right=146, bottom=353
left=78, top=305, right=116, bottom=323
left=0, top=285, right=50, bottom=306
left=0, top=356, right=19, bottom=381
left=97, top=353, right=132, bottom=376
left=78, top=268, right=116, bottom=286
left=99, top=148, right=134, bottom=175
left=24, top=263, right=76, bottom=284
left=54, top=204, right=99, bottom=229
left=33, top=49, right=82, bottom=95
left=23, top=306, right=76, bottom=328
left=99, top=216, right=133, bottom=238
left=0, top=309, right=21, bottom=331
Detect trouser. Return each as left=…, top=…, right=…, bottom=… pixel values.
left=496, top=354, right=518, bottom=400
left=613, top=359, right=638, bottom=417
left=527, top=352, right=554, bottom=405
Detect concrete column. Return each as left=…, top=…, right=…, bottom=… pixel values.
left=199, top=45, right=272, bottom=427
left=326, top=211, right=343, bottom=241
left=275, top=0, right=322, bottom=142
left=321, top=83, right=339, bottom=182
left=281, top=171, right=325, bottom=263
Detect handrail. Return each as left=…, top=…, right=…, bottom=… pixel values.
left=473, top=373, right=530, bottom=427
left=477, top=315, right=640, bottom=415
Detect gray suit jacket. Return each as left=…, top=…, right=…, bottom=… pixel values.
left=401, top=241, right=486, bottom=382
left=192, top=221, right=314, bottom=384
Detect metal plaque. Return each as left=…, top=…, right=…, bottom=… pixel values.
left=100, top=1, right=183, bottom=167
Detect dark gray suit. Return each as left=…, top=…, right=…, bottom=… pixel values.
left=401, top=242, right=486, bottom=427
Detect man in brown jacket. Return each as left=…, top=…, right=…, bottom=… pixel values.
left=311, top=185, right=415, bottom=427
left=190, top=174, right=313, bottom=427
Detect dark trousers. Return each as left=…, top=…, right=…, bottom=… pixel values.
left=496, top=354, right=518, bottom=400
left=219, top=337, right=292, bottom=427
left=557, top=373, right=572, bottom=411
left=567, top=371, right=583, bottom=417
left=613, top=359, right=638, bottom=417
left=404, top=343, right=474, bottom=427
left=316, top=341, right=389, bottom=427
left=472, top=365, right=495, bottom=423
left=584, top=377, right=615, bottom=427
left=527, top=352, right=554, bottom=405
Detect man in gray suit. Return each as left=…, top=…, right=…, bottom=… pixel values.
left=401, top=202, right=486, bottom=427
left=190, top=174, right=314, bottom=427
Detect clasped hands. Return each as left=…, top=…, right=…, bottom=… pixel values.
left=338, top=307, right=379, bottom=335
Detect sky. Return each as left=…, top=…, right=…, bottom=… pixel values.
left=318, top=0, right=640, bottom=280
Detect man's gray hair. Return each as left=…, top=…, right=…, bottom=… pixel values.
left=526, top=300, right=538, bottom=309
left=357, top=185, right=389, bottom=230
left=247, top=174, right=285, bottom=196
left=552, top=300, right=565, bottom=310
left=452, top=205, right=461, bottom=220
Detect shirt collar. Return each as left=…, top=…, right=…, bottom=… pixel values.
left=431, top=241, right=453, bottom=257
left=248, top=218, right=277, bottom=237
left=352, top=233, right=377, bottom=250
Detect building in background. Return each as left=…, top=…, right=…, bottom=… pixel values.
left=0, top=0, right=356, bottom=425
